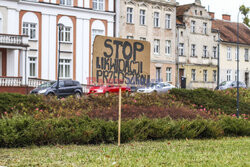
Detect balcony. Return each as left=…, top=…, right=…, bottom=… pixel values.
left=0, top=34, right=29, bottom=48
left=0, top=76, right=49, bottom=87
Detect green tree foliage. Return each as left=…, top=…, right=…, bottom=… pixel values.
left=239, top=5, right=250, bottom=27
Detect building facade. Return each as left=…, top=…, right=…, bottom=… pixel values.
left=0, top=0, right=115, bottom=87
left=176, top=0, right=218, bottom=89
left=212, top=17, right=250, bottom=88
left=118, top=0, right=177, bottom=85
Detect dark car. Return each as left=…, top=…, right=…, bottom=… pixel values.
left=30, top=80, right=83, bottom=98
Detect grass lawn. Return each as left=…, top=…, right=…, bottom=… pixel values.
left=0, top=137, right=249, bottom=167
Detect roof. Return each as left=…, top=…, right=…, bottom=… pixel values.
left=212, top=19, right=250, bottom=45
left=176, top=4, right=192, bottom=17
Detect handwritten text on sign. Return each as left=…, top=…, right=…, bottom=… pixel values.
left=92, top=36, right=150, bottom=85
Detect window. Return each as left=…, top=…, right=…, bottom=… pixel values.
left=191, top=21, right=195, bottom=33
left=165, top=14, right=171, bottom=29
left=195, top=10, right=197, bottom=15
left=203, top=22, right=207, bottom=34
left=60, top=0, right=72, bottom=6
left=191, top=44, right=196, bottom=57
left=91, top=29, right=104, bottom=46
left=200, top=11, right=202, bottom=15
left=59, top=59, right=71, bottom=78
left=235, top=70, right=238, bottom=81
left=227, top=47, right=231, bottom=60
left=154, top=12, right=160, bottom=27
left=227, top=70, right=232, bottom=81
left=213, top=70, right=217, bottom=82
left=154, top=39, right=160, bottom=54
left=166, top=67, right=172, bottom=82
left=140, top=37, right=146, bottom=41
left=93, top=0, right=104, bottom=10
left=245, top=49, right=249, bottom=61
left=29, top=57, right=36, bottom=77
left=0, top=17, right=2, bottom=33
left=203, top=70, right=207, bottom=82
left=127, top=36, right=134, bottom=39
left=22, top=22, right=36, bottom=40
left=191, top=69, right=196, bottom=81
left=140, top=10, right=146, bottom=25
left=179, top=43, right=184, bottom=56
left=127, top=8, right=133, bottom=23
left=213, top=46, right=217, bottom=58
left=165, top=40, right=171, bottom=55
left=203, top=46, right=208, bottom=58
left=59, top=26, right=71, bottom=42
left=156, top=67, right=161, bottom=82
left=235, top=48, right=239, bottom=61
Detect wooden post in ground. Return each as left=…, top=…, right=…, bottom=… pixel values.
left=118, top=86, right=122, bottom=146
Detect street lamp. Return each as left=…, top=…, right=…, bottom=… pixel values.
left=236, top=11, right=240, bottom=118
left=57, top=23, right=64, bottom=90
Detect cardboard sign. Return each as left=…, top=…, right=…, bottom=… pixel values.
left=92, top=36, right=150, bottom=85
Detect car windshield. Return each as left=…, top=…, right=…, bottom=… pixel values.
left=219, top=81, right=228, bottom=86
left=38, top=81, right=56, bottom=88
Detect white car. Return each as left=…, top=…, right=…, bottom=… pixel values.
left=137, top=82, right=175, bottom=93
left=216, top=81, right=246, bottom=90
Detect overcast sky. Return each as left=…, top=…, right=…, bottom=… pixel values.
left=176, top=0, right=250, bottom=22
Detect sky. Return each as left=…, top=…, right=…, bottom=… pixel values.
left=176, top=0, right=250, bottom=22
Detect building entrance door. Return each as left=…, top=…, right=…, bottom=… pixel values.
left=245, top=72, right=249, bottom=88
left=0, top=48, right=7, bottom=76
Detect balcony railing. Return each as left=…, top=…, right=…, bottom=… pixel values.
left=0, top=34, right=29, bottom=47
left=0, top=76, right=22, bottom=86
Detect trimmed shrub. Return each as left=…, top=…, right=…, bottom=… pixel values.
left=0, top=115, right=249, bottom=147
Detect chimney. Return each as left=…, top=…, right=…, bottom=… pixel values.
left=222, top=14, right=231, bottom=21
left=209, top=12, right=215, bottom=19
left=195, top=0, right=201, bottom=6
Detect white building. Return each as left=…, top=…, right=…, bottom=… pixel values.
left=0, top=0, right=115, bottom=88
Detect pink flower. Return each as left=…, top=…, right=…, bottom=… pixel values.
left=133, top=100, right=137, bottom=103
left=232, top=114, right=236, bottom=117
left=244, top=118, right=248, bottom=120
left=4, top=112, right=7, bottom=115
left=35, top=108, right=39, bottom=111
left=39, top=110, right=43, bottom=112
left=200, top=105, right=203, bottom=108
left=199, top=109, right=203, bottom=112
left=203, top=108, right=206, bottom=111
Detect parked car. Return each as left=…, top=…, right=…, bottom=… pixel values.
left=88, top=85, right=131, bottom=97
left=215, top=81, right=247, bottom=90
left=137, top=82, right=175, bottom=93
left=30, top=80, right=83, bottom=98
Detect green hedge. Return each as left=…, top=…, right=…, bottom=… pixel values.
left=0, top=115, right=249, bottom=147
left=169, top=88, right=250, bottom=115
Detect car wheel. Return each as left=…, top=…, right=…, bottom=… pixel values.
left=47, top=92, right=54, bottom=97
left=75, top=92, right=81, bottom=99
left=105, top=92, right=109, bottom=97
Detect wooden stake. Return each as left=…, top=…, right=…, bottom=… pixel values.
left=118, top=86, right=122, bottom=146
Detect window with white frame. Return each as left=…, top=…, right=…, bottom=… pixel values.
left=154, top=12, right=160, bottom=27
left=93, top=0, right=104, bottom=11
left=191, top=44, right=196, bottom=57
left=203, top=70, right=208, bottom=82
left=191, top=69, right=196, bottom=81
left=179, top=43, right=184, bottom=56
left=235, top=70, right=238, bottom=81
left=127, top=7, right=133, bottom=23
left=140, top=9, right=146, bottom=25
left=154, top=39, right=160, bottom=54
left=227, top=69, right=232, bottom=81
left=213, top=46, right=217, bottom=58
left=91, top=29, right=104, bottom=46
left=213, top=70, right=217, bottom=82
left=227, top=47, right=231, bottom=60
left=245, top=48, right=249, bottom=61
left=29, top=57, right=37, bottom=77
left=165, top=14, right=171, bottom=29
left=156, top=67, right=161, bottom=82
left=235, top=48, right=239, bottom=61
left=166, top=67, right=172, bottom=82
left=59, top=26, right=71, bottom=42
left=60, top=0, right=72, bottom=6
left=59, top=59, right=71, bottom=78
left=22, top=22, right=36, bottom=40
left=203, top=45, right=208, bottom=58
left=191, top=20, right=195, bottom=33
left=203, top=22, right=207, bottom=34
left=165, top=40, right=171, bottom=55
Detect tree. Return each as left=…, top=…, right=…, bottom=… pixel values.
left=239, top=5, right=250, bottom=27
